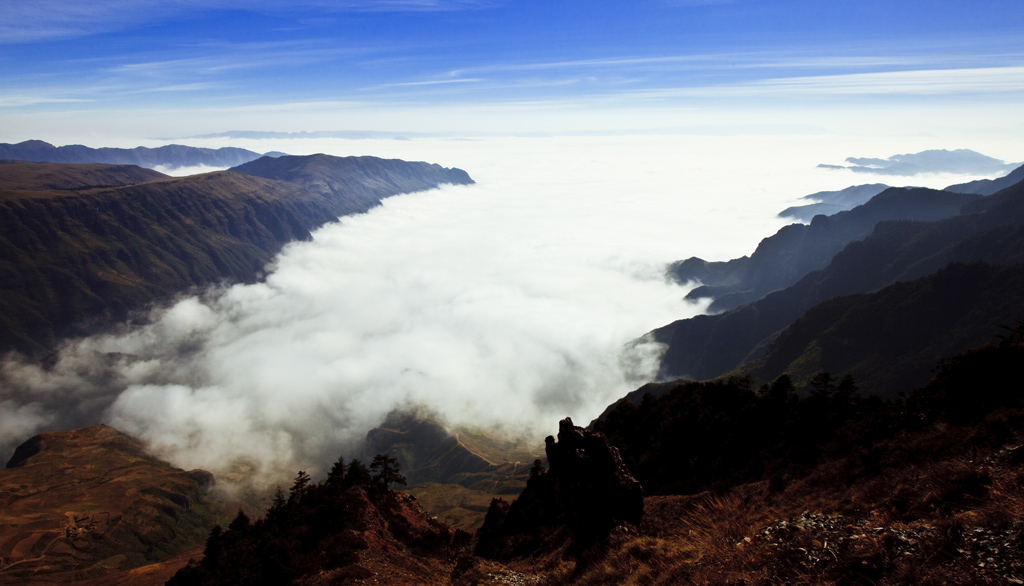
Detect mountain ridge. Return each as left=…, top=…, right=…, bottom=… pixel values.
left=0, top=155, right=474, bottom=357
left=672, top=186, right=978, bottom=313
left=0, top=140, right=266, bottom=171
left=654, top=174, right=1024, bottom=383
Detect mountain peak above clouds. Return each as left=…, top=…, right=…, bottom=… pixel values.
left=818, top=148, right=1019, bottom=176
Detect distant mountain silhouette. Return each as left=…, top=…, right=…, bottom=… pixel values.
left=0, top=140, right=264, bottom=170
left=654, top=176, right=1024, bottom=384
left=190, top=129, right=437, bottom=140
left=818, top=148, right=1019, bottom=176
left=945, top=162, right=1024, bottom=195
left=778, top=183, right=889, bottom=222
left=671, top=187, right=978, bottom=313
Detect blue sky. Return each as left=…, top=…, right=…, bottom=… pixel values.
left=1, top=0, right=1022, bottom=138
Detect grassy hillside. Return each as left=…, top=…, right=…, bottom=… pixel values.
left=0, top=425, right=225, bottom=585
left=0, top=170, right=335, bottom=355
left=0, top=160, right=167, bottom=192
left=0, top=155, right=474, bottom=356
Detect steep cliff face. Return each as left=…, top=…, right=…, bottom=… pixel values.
left=0, top=425, right=222, bottom=585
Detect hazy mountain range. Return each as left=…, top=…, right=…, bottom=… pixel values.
left=818, top=148, right=1020, bottom=176
left=0, top=140, right=273, bottom=171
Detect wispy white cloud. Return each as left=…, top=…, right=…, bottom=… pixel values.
left=764, top=66, right=1024, bottom=94
left=130, top=83, right=221, bottom=93
left=107, top=40, right=358, bottom=78
left=593, top=66, right=1024, bottom=102
left=0, top=96, right=91, bottom=108
left=0, top=0, right=501, bottom=44
left=444, top=52, right=993, bottom=77
left=726, top=66, right=1024, bottom=96
left=361, top=78, right=483, bottom=89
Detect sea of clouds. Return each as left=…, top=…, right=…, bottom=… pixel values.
left=2, top=133, right=1016, bottom=486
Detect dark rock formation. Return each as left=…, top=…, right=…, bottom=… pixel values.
left=475, top=418, right=642, bottom=560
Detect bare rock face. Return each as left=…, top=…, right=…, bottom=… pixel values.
left=475, top=417, right=642, bottom=560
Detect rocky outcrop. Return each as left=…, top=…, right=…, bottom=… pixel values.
left=475, top=418, right=642, bottom=560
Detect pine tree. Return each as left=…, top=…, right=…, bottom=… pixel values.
left=344, top=459, right=372, bottom=485
left=327, top=455, right=346, bottom=485
left=289, top=471, right=311, bottom=504
left=228, top=509, right=251, bottom=532
left=370, top=454, right=407, bottom=489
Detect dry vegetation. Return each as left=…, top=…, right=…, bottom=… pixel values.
left=534, top=421, right=1024, bottom=586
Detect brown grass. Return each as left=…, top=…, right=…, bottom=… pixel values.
left=537, top=425, right=1024, bottom=586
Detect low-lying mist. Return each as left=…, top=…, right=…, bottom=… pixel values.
left=3, top=133, right=1010, bottom=487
